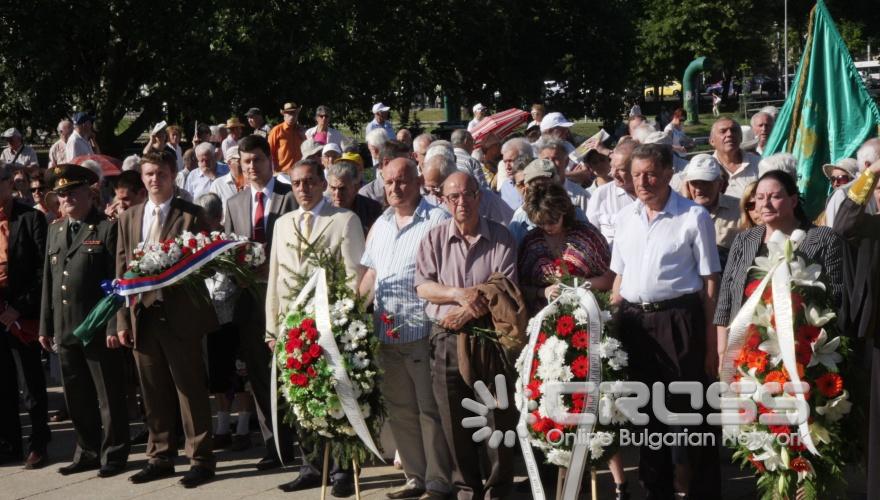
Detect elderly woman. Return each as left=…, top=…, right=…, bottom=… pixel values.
left=714, top=170, right=845, bottom=355
left=518, top=181, right=612, bottom=309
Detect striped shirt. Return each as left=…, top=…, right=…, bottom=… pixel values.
left=361, top=197, right=450, bottom=343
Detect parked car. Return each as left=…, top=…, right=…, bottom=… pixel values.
left=644, top=81, right=682, bottom=99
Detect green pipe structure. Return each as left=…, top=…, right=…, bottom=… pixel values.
left=683, top=56, right=710, bottom=124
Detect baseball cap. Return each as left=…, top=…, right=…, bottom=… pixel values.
left=245, top=107, right=262, bottom=117
left=822, top=158, right=859, bottom=180
left=472, top=103, right=487, bottom=114
left=300, top=139, right=323, bottom=158
left=72, top=112, right=94, bottom=125
left=336, top=152, right=364, bottom=168
left=1, top=128, right=20, bottom=139
left=322, top=143, right=342, bottom=156
left=683, top=154, right=722, bottom=182
left=371, top=102, right=391, bottom=114
left=523, top=158, right=558, bottom=184
left=540, top=112, right=574, bottom=132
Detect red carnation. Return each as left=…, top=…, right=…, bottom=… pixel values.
left=308, top=343, right=322, bottom=358
left=531, top=412, right=551, bottom=433
left=285, top=357, right=296, bottom=369
left=796, top=324, right=821, bottom=344
left=290, top=327, right=302, bottom=339
left=816, top=372, right=844, bottom=398
left=290, top=373, right=309, bottom=387
left=571, top=355, right=590, bottom=378
left=285, top=341, right=295, bottom=353
left=571, top=330, right=589, bottom=350
left=380, top=312, right=393, bottom=325
left=289, top=358, right=302, bottom=370
left=301, top=318, right=316, bottom=330
left=301, top=353, right=312, bottom=365
left=744, top=280, right=762, bottom=298
left=556, top=315, right=575, bottom=336
left=526, top=379, right=542, bottom=400
left=188, top=238, right=198, bottom=248
left=307, top=366, right=317, bottom=378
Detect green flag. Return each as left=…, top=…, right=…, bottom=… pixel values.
left=763, top=0, right=880, bottom=217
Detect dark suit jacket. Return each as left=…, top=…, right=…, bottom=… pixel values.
left=7, top=200, right=47, bottom=319
left=222, top=181, right=297, bottom=251
left=834, top=197, right=880, bottom=341
left=40, top=209, right=117, bottom=345
left=115, top=197, right=218, bottom=343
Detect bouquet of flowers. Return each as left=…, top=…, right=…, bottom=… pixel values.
left=724, top=235, right=852, bottom=499
left=73, top=230, right=265, bottom=344
left=274, top=240, right=384, bottom=465
left=515, top=255, right=628, bottom=468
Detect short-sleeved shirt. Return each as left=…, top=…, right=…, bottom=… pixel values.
left=48, top=139, right=66, bottom=168
left=361, top=198, right=450, bottom=343
left=365, top=120, right=394, bottom=140
left=586, top=181, right=636, bottom=246
left=0, top=145, right=38, bottom=168
left=65, top=130, right=93, bottom=160
left=610, top=190, right=720, bottom=303
left=268, top=122, right=305, bottom=172
left=414, top=217, right=517, bottom=321
left=711, top=194, right=742, bottom=248
left=714, top=150, right=760, bottom=199
left=184, top=168, right=217, bottom=201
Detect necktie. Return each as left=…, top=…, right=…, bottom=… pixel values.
left=68, top=221, right=81, bottom=246
left=301, top=212, right=313, bottom=242
left=147, top=206, right=162, bottom=243
left=253, top=192, right=266, bottom=243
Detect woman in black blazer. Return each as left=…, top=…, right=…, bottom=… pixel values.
left=714, top=170, right=845, bottom=349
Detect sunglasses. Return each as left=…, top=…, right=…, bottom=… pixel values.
left=30, top=186, right=46, bottom=193
left=830, top=175, right=851, bottom=184
left=745, top=202, right=755, bottom=210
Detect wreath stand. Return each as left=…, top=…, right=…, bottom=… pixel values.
left=319, top=443, right=363, bottom=500
left=555, top=467, right=599, bottom=500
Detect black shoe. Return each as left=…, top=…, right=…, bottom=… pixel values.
left=24, top=450, right=47, bottom=470
left=58, top=458, right=100, bottom=475
left=255, top=452, right=281, bottom=471
left=129, top=429, right=149, bottom=445
left=386, top=485, right=426, bottom=499
left=278, top=473, right=322, bottom=492
left=98, top=462, right=127, bottom=478
left=212, top=433, right=232, bottom=450
left=332, top=479, right=355, bottom=498
left=129, top=463, right=175, bottom=484
left=179, top=466, right=215, bottom=488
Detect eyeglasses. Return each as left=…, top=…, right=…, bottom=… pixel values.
left=830, top=175, right=852, bottom=184
left=745, top=202, right=755, bottom=210
left=444, top=190, right=479, bottom=204
left=30, top=186, right=46, bottom=193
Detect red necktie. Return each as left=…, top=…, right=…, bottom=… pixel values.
left=253, top=192, right=266, bottom=243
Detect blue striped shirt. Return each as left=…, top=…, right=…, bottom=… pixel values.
left=361, top=197, right=450, bottom=344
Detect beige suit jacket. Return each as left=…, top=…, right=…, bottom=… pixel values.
left=265, top=201, right=365, bottom=339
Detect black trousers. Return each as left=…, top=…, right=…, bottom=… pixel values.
left=0, top=329, right=49, bottom=457
left=58, top=340, right=130, bottom=466
left=618, top=294, right=720, bottom=500
left=430, top=329, right=515, bottom=500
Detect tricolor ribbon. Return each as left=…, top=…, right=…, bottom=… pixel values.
left=720, top=229, right=818, bottom=455
left=516, top=281, right=604, bottom=500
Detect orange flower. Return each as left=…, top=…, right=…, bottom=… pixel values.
left=764, top=370, right=787, bottom=385
left=746, top=350, right=769, bottom=373
left=816, top=373, right=844, bottom=398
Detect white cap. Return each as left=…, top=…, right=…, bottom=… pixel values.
left=683, top=154, right=722, bottom=182
left=642, top=130, right=672, bottom=146
left=822, top=158, right=858, bottom=179
left=371, top=102, right=390, bottom=113
left=322, top=143, right=342, bottom=156
left=300, top=139, right=323, bottom=157
left=472, top=103, right=487, bottom=114
left=540, top=112, right=574, bottom=132
left=224, top=146, right=240, bottom=164
left=1, top=128, right=20, bottom=138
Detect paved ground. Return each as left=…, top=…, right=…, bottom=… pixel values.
left=0, top=386, right=868, bottom=499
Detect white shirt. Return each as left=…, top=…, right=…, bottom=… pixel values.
left=299, top=197, right=325, bottom=235
left=467, top=118, right=481, bottom=133
left=209, top=173, right=239, bottom=220
left=221, top=136, right=238, bottom=158
left=141, top=197, right=173, bottom=243
left=65, top=130, right=93, bottom=160
left=714, top=151, right=760, bottom=199
left=564, top=179, right=590, bottom=214
left=610, top=190, right=720, bottom=303
left=305, top=126, right=346, bottom=146
left=184, top=168, right=217, bottom=200
left=250, top=178, right=276, bottom=232
left=586, top=182, right=636, bottom=245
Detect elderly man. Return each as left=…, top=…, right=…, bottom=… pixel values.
left=268, top=102, right=306, bottom=173
left=321, top=143, right=342, bottom=168
left=412, top=133, right=435, bottom=169
left=359, top=139, right=410, bottom=206
left=366, top=102, right=395, bottom=139
left=265, top=158, right=363, bottom=497
left=222, top=134, right=297, bottom=471
left=66, top=112, right=95, bottom=159
left=415, top=171, right=518, bottom=500
left=39, top=164, right=129, bottom=478
left=749, top=111, right=774, bottom=156
left=537, top=139, right=590, bottom=212
left=245, top=108, right=271, bottom=137
left=359, top=158, right=453, bottom=500
left=396, top=128, right=413, bottom=147
left=423, top=147, right=513, bottom=225
left=467, top=103, right=487, bottom=132
left=49, top=119, right=73, bottom=168
left=327, top=160, right=382, bottom=234
left=498, top=137, right=533, bottom=209
left=540, top=112, right=581, bottom=152
left=825, top=138, right=880, bottom=226
left=1, top=129, right=38, bottom=168
left=185, top=142, right=219, bottom=200
left=0, top=164, right=49, bottom=469
left=450, top=129, right=489, bottom=189
left=611, top=143, right=720, bottom=499
left=680, top=154, right=741, bottom=268
left=306, top=105, right=345, bottom=146
left=709, top=117, right=760, bottom=198
left=366, top=128, right=388, bottom=169
left=209, top=146, right=242, bottom=215
left=478, top=133, right=503, bottom=191
left=586, top=138, right=638, bottom=246
left=221, top=118, right=244, bottom=157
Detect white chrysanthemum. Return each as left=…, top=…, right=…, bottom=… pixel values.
left=348, top=321, right=368, bottom=339
left=589, top=432, right=613, bottom=459
left=573, top=307, right=589, bottom=325
left=598, top=337, right=621, bottom=358
left=611, top=350, right=628, bottom=369
left=537, top=337, right=566, bottom=368
left=351, top=351, right=370, bottom=369
left=546, top=449, right=571, bottom=467
left=538, top=393, right=567, bottom=419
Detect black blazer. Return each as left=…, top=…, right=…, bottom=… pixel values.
left=714, top=224, right=844, bottom=326
left=833, top=196, right=880, bottom=341
left=222, top=181, right=297, bottom=253
left=8, top=200, right=47, bottom=319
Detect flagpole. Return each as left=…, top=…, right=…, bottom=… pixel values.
left=784, top=0, right=789, bottom=96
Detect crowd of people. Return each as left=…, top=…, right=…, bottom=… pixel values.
left=1, top=98, right=880, bottom=500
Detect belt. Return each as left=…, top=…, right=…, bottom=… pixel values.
left=623, top=293, right=699, bottom=313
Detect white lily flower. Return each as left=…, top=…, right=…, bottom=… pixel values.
left=737, top=367, right=771, bottom=403
left=805, top=304, right=836, bottom=327
left=753, top=445, right=784, bottom=472
left=753, top=302, right=774, bottom=328
left=815, top=390, right=853, bottom=422
left=789, top=258, right=826, bottom=290
left=808, top=330, right=842, bottom=370
left=758, top=327, right=783, bottom=367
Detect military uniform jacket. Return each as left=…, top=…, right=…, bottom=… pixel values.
left=39, top=209, right=117, bottom=345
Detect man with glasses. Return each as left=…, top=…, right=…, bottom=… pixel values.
left=415, top=171, right=518, bottom=500
left=39, top=164, right=129, bottom=478
left=326, top=160, right=382, bottom=234
left=422, top=146, right=513, bottom=224
left=305, top=105, right=345, bottom=146
left=30, top=178, right=58, bottom=223
left=265, top=158, right=364, bottom=497
left=498, top=137, right=533, bottom=210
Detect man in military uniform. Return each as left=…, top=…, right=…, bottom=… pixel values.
left=38, top=164, right=129, bottom=477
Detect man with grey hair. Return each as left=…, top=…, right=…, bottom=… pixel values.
left=412, top=133, right=435, bottom=168
left=305, top=105, right=345, bottom=146
left=365, top=128, right=388, bottom=168
left=359, top=139, right=410, bottom=207
left=449, top=129, right=489, bottom=189
left=422, top=150, right=513, bottom=225
left=185, top=142, right=219, bottom=200
left=709, top=117, right=760, bottom=198
left=327, top=160, right=382, bottom=233
left=537, top=138, right=590, bottom=212
left=749, top=111, right=775, bottom=156
left=498, top=137, right=533, bottom=209
left=1, top=129, right=38, bottom=168
left=49, top=119, right=73, bottom=168
left=396, top=128, right=413, bottom=148
left=826, top=137, right=880, bottom=226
